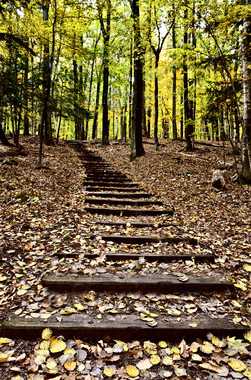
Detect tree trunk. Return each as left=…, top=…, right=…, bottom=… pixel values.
left=128, top=37, right=133, bottom=139
left=183, top=2, right=194, bottom=151
left=39, top=0, right=52, bottom=166
left=241, top=3, right=251, bottom=182
left=23, top=52, right=29, bottom=136
left=130, top=0, right=145, bottom=159
left=154, top=54, right=159, bottom=148
left=172, top=3, right=177, bottom=140
left=86, top=36, right=100, bottom=141
left=92, top=65, right=102, bottom=140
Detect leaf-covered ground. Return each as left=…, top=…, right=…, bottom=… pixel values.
left=0, top=139, right=250, bottom=379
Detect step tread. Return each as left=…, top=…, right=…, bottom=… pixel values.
left=3, top=315, right=245, bottom=340
left=86, top=192, right=151, bottom=198
left=42, top=274, right=233, bottom=292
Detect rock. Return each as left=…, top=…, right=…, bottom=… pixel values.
left=212, top=170, right=226, bottom=190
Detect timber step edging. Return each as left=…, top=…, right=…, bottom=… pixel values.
left=85, top=207, right=174, bottom=216
left=42, top=274, right=234, bottom=292
left=85, top=181, right=138, bottom=187
left=56, top=252, right=215, bottom=263
left=2, top=316, right=246, bottom=340
left=91, top=234, right=196, bottom=245
left=85, top=192, right=151, bottom=199
left=85, top=198, right=163, bottom=206
left=86, top=186, right=142, bottom=192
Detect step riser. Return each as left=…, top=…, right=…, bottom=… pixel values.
left=86, top=193, right=151, bottom=199
left=1, top=324, right=245, bottom=341
left=43, top=281, right=233, bottom=293
left=85, top=208, right=174, bottom=216
left=56, top=253, right=215, bottom=263
left=86, top=187, right=141, bottom=192
left=85, top=182, right=137, bottom=187
left=92, top=236, right=197, bottom=245
left=86, top=199, right=162, bottom=206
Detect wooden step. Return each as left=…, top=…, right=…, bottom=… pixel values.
left=85, top=181, right=137, bottom=187
left=86, top=186, right=142, bottom=192
left=93, top=221, right=171, bottom=227
left=2, top=315, right=245, bottom=340
left=87, top=176, right=129, bottom=182
left=87, top=253, right=215, bottom=263
left=91, top=234, right=196, bottom=245
left=86, top=192, right=151, bottom=199
left=86, top=198, right=162, bottom=206
left=42, top=274, right=233, bottom=292
left=56, top=252, right=215, bottom=263
left=85, top=206, right=174, bottom=216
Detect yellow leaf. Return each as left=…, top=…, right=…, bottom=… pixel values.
left=103, top=366, right=116, bottom=377
left=0, top=353, right=10, bottom=362
left=171, top=346, right=180, bottom=355
left=40, top=340, right=50, bottom=350
left=150, top=355, right=161, bottom=365
left=0, top=338, right=12, bottom=345
left=158, top=341, right=167, bottom=348
left=126, top=365, right=139, bottom=377
left=50, top=338, right=66, bottom=353
left=0, top=276, right=7, bottom=282
left=200, top=342, right=214, bottom=354
left=243, top=263, right=251, bottom=272
left=211, top=336, right=224, bottom=348
left=143, top=341, right=157, bottom=355
left=42, top=328, right=53, bottom=340
left=73, top=303, right=85, bottom=311
left=244, top=331, right=251, bottom=343
left=46, top=357, right=58, bottom=370
left=162, top=356, right=173, bottom=366
left=234, top=281, right=247, bottom=291
left=64, top=360, right=77, bottom=371
left=243, top=368, right=251, bottom=380
left=228, top=358, right=247, bottom=372
left=64, top=348, right=75, bottom=357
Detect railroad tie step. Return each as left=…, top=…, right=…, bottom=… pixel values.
left=85, top=181, right=138, bottom=187
left=2, top=315, right=246, bottom=341
left=86, top=198, right=163, bottom=206
left=42, top=274, right=234, bottom=292
left=91, top=234, right=195, bottom=245
left=56, top=252, right=215, bottom=263
left=86, top=186, right=142, bottom=192
left=84, top=206, right=174, bottom=216
left=85, top=192, right=151, bottom=199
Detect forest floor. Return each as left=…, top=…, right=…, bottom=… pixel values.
left=0, top=138, right=250, bottom=380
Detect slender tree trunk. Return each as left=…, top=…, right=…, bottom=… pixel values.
left=23, top=52, right=29, bottom=136
left=130, top=0, right=145, bottom=159
left=85, top=36, right=100, bottom=141
left=92, top=66, right=102, bottom=140
left=183, top=2, right=194, bottom=151
left=241, top=2, right=251, bottom=182
left=39, top=0, right=52, bottom=166
left=128, top=37, right=133, bottom=139
left=154, top=54, right=160, bottom=148
left=172, top=3, right=177, bottom=140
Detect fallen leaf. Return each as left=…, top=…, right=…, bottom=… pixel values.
left=228, top=358, right=247, bottom=372
left=126, top=365, right=139, bottom=378
left=50, top=338, right=66, bottom=353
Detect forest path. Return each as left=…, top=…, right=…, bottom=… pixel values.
left=2, top=144, right=247, bottom=341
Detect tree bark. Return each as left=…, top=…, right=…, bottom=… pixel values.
left=130, top=0, right=145, bottom=159
left=172, top=3, right=177, bottom=140
left=241, top=2, right=251, bottom=182
left=98, top=0, right=111, bottom=145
